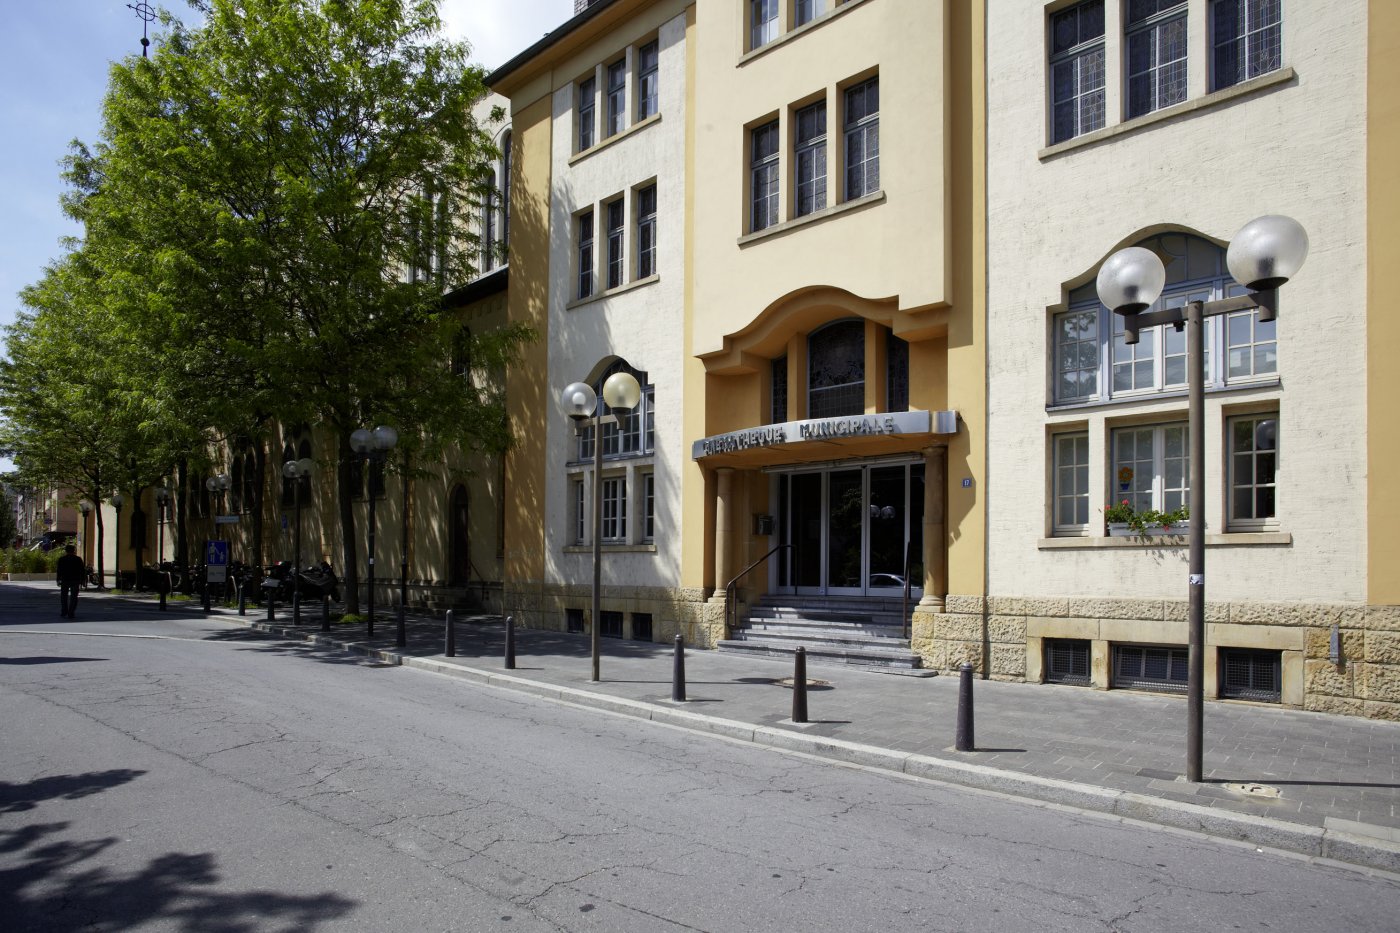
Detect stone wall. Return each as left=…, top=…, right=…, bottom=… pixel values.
left=917, top=594, right=1400, bottom=722
left=502, top=582, right=724, bottom=647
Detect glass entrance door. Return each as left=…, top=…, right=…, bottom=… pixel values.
left=775, top=462, right=924, bottom=597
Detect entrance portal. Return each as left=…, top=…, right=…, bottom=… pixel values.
left=774, top=461, right=924, bottom=597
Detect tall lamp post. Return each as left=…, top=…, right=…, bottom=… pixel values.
left=78, top=499, right=93, bottom=577
left=110, top=493, right=125, bottom=591
left=350, top=425, right=398, bottom=637
left=154, top=486, right=170, bottom=572
left=282, top=457, right=313, bottom=624
left=1096, top=214, right=1308, bottom=783
left=560, top=371, right=642, bottom=682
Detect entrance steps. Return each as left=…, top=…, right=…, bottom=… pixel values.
left=717, top=595, right=935, bottom=676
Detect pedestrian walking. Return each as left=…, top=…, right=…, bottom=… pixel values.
left=56, top=544, right=86, bottom=618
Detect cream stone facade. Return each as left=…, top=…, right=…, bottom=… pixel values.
left=985, top=0, right=1398, bottom=717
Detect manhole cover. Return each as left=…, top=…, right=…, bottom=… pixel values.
left=775, top=677, right=830, bottom=689
left=1223, top=782, right=1281, bottom=799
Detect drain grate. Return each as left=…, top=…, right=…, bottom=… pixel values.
left=1223, top=781, right=1281, bottom=799
left=775, top=677, right=831, bottom=689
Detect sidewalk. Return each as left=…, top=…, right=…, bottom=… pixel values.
left=16, top=583, right=1400, bottom=873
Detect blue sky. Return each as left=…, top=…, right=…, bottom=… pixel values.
left=0, top=0, right=569, bottom=472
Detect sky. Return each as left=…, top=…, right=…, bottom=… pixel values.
left=0, top=0, right=572, bottom=472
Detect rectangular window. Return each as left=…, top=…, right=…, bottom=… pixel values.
left=1054, top=308, right=1099, bottom=402
left=1046, top=639, right=1091, bottom=686
left=1229, top=414, right=1277, bottom=529
left=1226, top=308, right=1277, bottom=380
left=750, top=120, right=780, bottom=231
left=637, top=184, right=657, bottom=279
left=577, top=210, right=594, bottom=300
left=577, top=77, right=596, bottom=151
left=483, top=186, right=497, bottom=272
left=631, top=612, right=653, bottom=642
left=600, top=610, right=624, bottom=639
left=751, top=0, right=778, bottom=49
left=602, top=476, right=627, bottom=542
left=794, top=101, right=827, bottom=217
left=1050, top=0, right=1106, bottom=143
left=887, top=333, right=909, bottom=412
left=637, top=40, right=659, bottom=120
left=795, top=0, right=822, bottom=27
left=1212, top=0, right=1281, bottom=91
left=572, top=479, right=586, bottom=544
left=844, top=78, right=879, bottom=199
left=1112, top=423, right=1188, bottom=517
left=1220, top=648, right=1281, bottom=702
left=1113, top=644, right=1189, bottom=693
left=1054, top=433, right=1091, bottom=534
left=606, top=199, right=625, bottom=289
left=643, top=385, right=655, bottom=452
left=606, top=59, right=626, bottom=137
left=642, top=471, right=655, bottom=541
left=1126, top=0, right=1188, bottom=119
left=770, top=357, right=789, bottom=424
left=566, top=608, right=584, bottom=633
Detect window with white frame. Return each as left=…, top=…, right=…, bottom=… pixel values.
left=605, top=199, right=625, bottom=289
left=1112, top=423, right=1189, bottom=516
left=1051, top=233, right=1271, bottom=407
left=573, top=361, right=655, bottom=462
left=572, top=479, right=586, bottom=544
left=642, top=471, right=655, bottom=541
left=1212, top=0, right=1282, bottom=91
left=795, top=0, right=823, bottom=28
left=751, top=120, right=780, bottom=231
left=1228, top=414, right=1277, bottom=529
left=637, top=40, right=659, bottom=120
left=843, top=77, right=879, bottom=200
left=501, top=131, right=512, bottom=252
left=576, top=210, right=594, bottom=300
left=577, top=76, right=596, bottom=152
left=601, top=476, right=628, bottom=542
left=794, top=101, right=826, bottom=217
left=1126, top=0, right=1188, bottom=119
left=1050, top=0, right=1106, bottom=144
left=606, top=59, right=626, bottom=137
left=1053, top=433, right=1091, bottom=534
left=636, top=184, right=657, bottom=279
left=751, top=0, right=778, bottom=50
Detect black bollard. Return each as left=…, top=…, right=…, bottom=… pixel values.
left=445, top=609, right=456, bottom=657
left=955, top=661, right=975, bottom=751
left=321, top=595, right=331, bottom=632
left=792, top=647, right=809, bottom=723
left=395, top=594, right=406, bottom=648
left=672, top=634, right=686, bottom=702
left=159, top=589, right=167, bottom=612
left=293, top=593, right=302, bottom=626
left=504, top=615, right=516, bottom=669
left=238, top=582, right=247, bottom=615
left=266, top=593, right=275, bottom=622
left=202, top=582, right=211, bottom=613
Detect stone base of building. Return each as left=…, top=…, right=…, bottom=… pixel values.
left=916, top=594, right=1400, bottom=722
left=502, top=582, right=725, bottom=647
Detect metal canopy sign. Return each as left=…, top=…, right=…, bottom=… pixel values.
left=692, top=410, right=955, bottom=460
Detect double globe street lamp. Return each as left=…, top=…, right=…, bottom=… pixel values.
left=350, top=425, right=398, bottom=638
left=110, top=492, right=125, bottom=591
left=282, top=457, right=314, bottom=624
left=560, top=370, right=642, bottom=682
left=1096, top=214, right=1308, bottom=783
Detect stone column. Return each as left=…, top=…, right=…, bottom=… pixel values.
left=918, top=445, right=946, bottom=612
left=712, top=468, right=735, bottom=598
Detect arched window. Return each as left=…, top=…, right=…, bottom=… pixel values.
left=573, top=359, right=654, bottom=462
left=808, top=320, right=865, bottom=418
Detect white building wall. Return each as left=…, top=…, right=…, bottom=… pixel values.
left=986, top=0, right=1368, bottom=603
left=543, top=11, right=688, bottom=592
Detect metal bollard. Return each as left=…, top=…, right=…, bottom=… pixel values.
left=504, top=615, right=516, bottom=669
left=955, top=661, right=975, bottom=751
left=159, top=590, right=167, bottom=612
left=202, top=583, right=211, bottom=613
left=293, top=593, right=301, bottom=626
left=321, top=595, right=330, bottom=632
left=792, top=647, right=809, bottom=723
left=672, top=634, right=686, bottom=702
left=238, top=582, right=247, bottom=615
left=266, top=593, right=275, bottom=622
left=445, top=609, right=456, bottom=657
left=395, top=593, right=406, bottom=648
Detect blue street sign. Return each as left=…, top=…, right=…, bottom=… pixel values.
left=206, top=539, right=230, bottom=583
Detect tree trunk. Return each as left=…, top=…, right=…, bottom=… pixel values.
left=176, top=459, right=191, bottom=593
left=338, top=431, right=360, bottom=614
left=252, top=442, right=266, bottom=570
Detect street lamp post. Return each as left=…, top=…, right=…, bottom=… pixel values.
left=560, top=371, right=642, bottom=682
left=78, top=499, right=93, bottom=579
left=282, top=457, right=313, bottom=624
left=1097, top=215, right=1308, bottom=783
left=154, top=486, right=170, bottom=579
left=110, top=493, right=125, bottom=591
left=350, top=425, right=398, bottom=637
left=204, top=472, right=231, bottom=609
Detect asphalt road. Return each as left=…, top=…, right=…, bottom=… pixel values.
left=3, top=584, right=1400, bottom=932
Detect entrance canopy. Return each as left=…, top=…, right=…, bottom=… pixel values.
left=692, top=409, right=956, bottom=468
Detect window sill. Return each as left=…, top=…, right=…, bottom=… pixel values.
left=569, top=113, right=661, bottom=166
left=1037, top=532, right=1291, bottom=550
left=564, top=544, right=658, bottom=555
left=738, top=191, right=885, bottom=247
left=1046, top=377, right=1280, bottom=415
left=1039, top=67, right=1296, bottom=160
left=565, top=453, right=656, bottom=470
left=567, top=274, right=660, bottom=311
left=738, top=0, right=875, bottom=66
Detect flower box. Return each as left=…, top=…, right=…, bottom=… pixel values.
left=1108, top=521, right=1189, bottom=538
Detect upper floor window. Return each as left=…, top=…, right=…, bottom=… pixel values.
left=577, top=76, right=596, bottom=151
left=1212, top=0, right=1282, bottom=91
left=771, top=356, right=788, bottom=423
left=637, top=41, right=659, bottom=120
left=1051, top=233, right=1274, bottom=407
left=1050, top=0, right=1106, bottom=143
left=887, top=331, right=909, bottom=412
left=636, top=184, right=658, bottom=279
left=573, top=360, right=656, bottom=462
left=606, top=199, right=626, bottom=289
left=843, top=78, right=879, bottom=200
left=577, top=210, right=595, bottom=300
left=751, top=120, right=780, bottom=231
left=1126, top=0, right=1188, bottom=119
left=795, top=0, right=824, bottom=28
left=794, top=101, right=827, bottom=217
left=483, top=176, right=498, bottom=272
left=606, top=59, right=627, bottom=137
left=808, top=319, right=865, bottom=418
left=751, top=0, right=779, bottom=50
left=500, top=131, right=512, bottom=252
